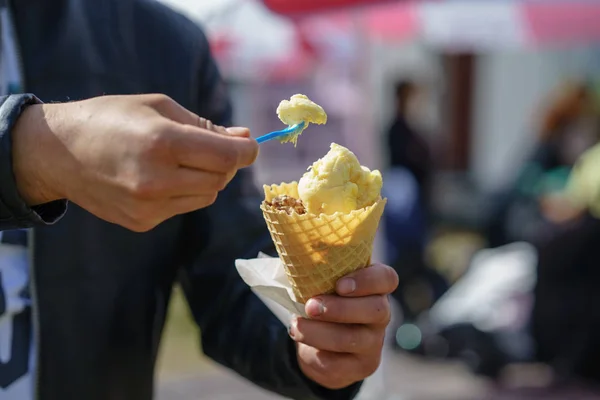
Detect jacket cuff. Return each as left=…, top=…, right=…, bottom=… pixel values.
left=287, top=338, right=364, bottom=400
left=0, top=94, right=67, bottom=227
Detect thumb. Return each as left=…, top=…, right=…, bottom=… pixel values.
left=226, top=127, right=251, bottom=138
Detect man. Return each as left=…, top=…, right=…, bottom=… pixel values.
left=0, top=1, right=398, bottom=399
left=386, top=80, right=432, bottom=207
left=384, top=80, right=439, bottom=321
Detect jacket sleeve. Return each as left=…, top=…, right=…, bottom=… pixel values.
left=178, top=26, right=362, bottom=400
left=0, top=94, right=67, bottom=231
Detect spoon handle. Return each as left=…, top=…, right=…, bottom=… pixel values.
left=256, top=123, right=304, bottom=144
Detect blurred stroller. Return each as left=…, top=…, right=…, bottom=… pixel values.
left=401, top=208, right=600, bottom=391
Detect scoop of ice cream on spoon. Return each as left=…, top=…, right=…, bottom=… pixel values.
left=256, top=94, right=327, bottom=146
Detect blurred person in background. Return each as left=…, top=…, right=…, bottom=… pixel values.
left=531, top=209, right=600, bottom=388
left=485, top=80, right=600, bottom=248
left=386, top=80, right=433, bottom=208
left=383, top=79, right=446, bottom=324
left=0, top=1, right=398, bottom=399
left=531, top=140, right=600, bottom=389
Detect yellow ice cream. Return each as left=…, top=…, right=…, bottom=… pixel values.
left=298, top=143, right=382, bottom=215
left=276, top=94, right=327, bottom=145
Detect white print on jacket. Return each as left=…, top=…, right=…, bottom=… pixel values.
left=0, top=232, right=34, bottom=399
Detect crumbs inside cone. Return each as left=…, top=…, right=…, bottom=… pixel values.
left=265, top=195, right=306, bottom=215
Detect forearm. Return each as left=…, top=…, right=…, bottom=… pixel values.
left=0, top=94, right=67, bottom=230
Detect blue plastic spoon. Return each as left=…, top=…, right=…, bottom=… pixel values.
left=256, top=122, right=307, bottom=144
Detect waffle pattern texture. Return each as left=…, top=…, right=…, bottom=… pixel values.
left=261, top=182, right=387, bottom=304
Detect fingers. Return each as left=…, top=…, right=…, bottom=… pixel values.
left=143, top=94, right=258, bottom=172
left=290, top=317, right=380, bottom=354
left=293, top=263, right=398, bottom=389
left=225, top=127, right=251, bottom=138
left=305, top=295, right=391, bottom=326
left=144, top=93, right=250, bottom=138
left=305, top=265, right=397, bottom=324
left=335, top=263, right=399, bottom=297
left=169, top=124, right=258, bottom=173
left=294, top=262, right=398, bottom=390
left=196, top=117, right=228, bottom=134
left=195, top=118, right=250, bottom=138
left=296, top=344, right=380, bottom=389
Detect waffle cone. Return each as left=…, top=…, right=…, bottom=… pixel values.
left=261, top=182, right=387, bottom=304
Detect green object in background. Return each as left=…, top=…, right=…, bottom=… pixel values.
left=515, top=162, right=545, bottom=198
left=567, top=142, right=600, bottom=218
left=516, top=163, right=571, bottom=199
left=395, top=323, right=422, bottom=351
left=540, top=167, right=572, bottom=196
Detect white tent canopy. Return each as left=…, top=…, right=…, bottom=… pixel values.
left=158, top=0, right=300, bottom=78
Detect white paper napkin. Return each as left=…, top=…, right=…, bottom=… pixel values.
left=235, top=253, right=308, bottom=318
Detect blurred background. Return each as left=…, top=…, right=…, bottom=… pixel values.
left=154, top=0, right=600, bottom=399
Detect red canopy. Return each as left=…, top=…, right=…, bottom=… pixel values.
left=271, top=1, right=600, bottom=49
left=524, top=3, right=600, bottom=46
left=262, top=0, right=400, bottom=16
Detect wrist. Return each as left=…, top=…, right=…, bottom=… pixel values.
left=12, top=103, right=67, bottom=206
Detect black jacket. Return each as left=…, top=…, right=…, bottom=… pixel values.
left=0, top=1, right=362, bottom=399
